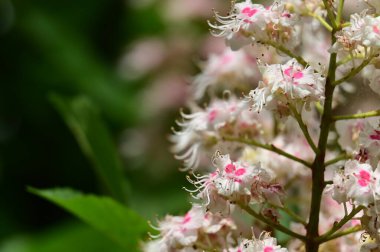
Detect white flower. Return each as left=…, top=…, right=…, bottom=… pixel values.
left=170, top=97, right=245, bottom=170
left=146, top=205, right=236, bottom=251
left=362, top=16, right=380, bottom=48
left=192, top=48, right=259, bottom=100
left=331, top=13, right=380, bottom=55
left=359, top=121, right=380, bottom=167
left=326, top=168, right=348, bottom=204
left=254, top=134, right=314, bottom=180
left=328, top=160, right=379, bottom=207
left=151, top=206, right=203, bottom=249
left=171, top=97, right=274, bottom=171
left=230, top=232, right=288, bottom=252
left=247, top=58, right=325, bottom=114
left=209, top=0, right=301, bottom=50
left=188, top=152, right=284, bottom=207
left=336, top=118, right=366, bottom=152
left=362, top=65, right=380, bottom=96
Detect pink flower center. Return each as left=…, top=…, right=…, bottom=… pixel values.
left=234, top=168, right=246, bottom=176
left=281, top=13, right=291, bottom=18
left=225, top=163, right=236, bottom=173
left=357, top=169, right=371, bottom=187
left=183, top=213, right=191, bottom=224
left=208, top=109, right=218, bottom=122
left=242, top=7, right=258, bottom=17
left=370, top=130, right=380, bottom=140
left=220, top=54, right=233, bottom=65
left=284, top=66, right=304, bottom=80
left=373, top=25, right=380, bottom=35
left=264, top=247, right=274, bottom=252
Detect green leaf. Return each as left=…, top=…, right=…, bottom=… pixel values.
left=29, top=187, right=149, bottom=250
left=0, top=222, right=127, bottom=252
left=50, top=94, right=128, bottom=203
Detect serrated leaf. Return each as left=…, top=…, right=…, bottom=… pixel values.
left=50, top=94, right=129, bottom=203
left=29, top=187, right=148, bottom=250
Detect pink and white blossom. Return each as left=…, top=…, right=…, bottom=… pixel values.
left=171, top=97, right=273, bottom=170
left=187, top=152, right=284, bottom=208
left=359, top=120, right=380, bottom=167
left=192, top=48, right=259, bottom=100
left=229, top=232, right=288, bottom=252
left=247, top=58, right=325, bottom=114
left=327, top=160, right=380, bottom=207
left=146, top=205, right=236, bottom=251
left=209, top=0, right=301, bottom=50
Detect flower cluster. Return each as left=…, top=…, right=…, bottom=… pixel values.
left=326, top=120, right=380, bottom=248
left=145, top=205, right=236, bottom=252
left=247, top=58, right=325, bottom=115
left=362, top=64, right=380, bottom=96
left=143, top=0, right=380, bottom=251
left=187, top=152, right=284, bottom=211
left=192, top=48, right=259, bottom=100
left=231, top=232, right=287, bottom=252
left=171, top=97, right=273, bottom=170
left=209, top=0, right=301, bottom=50
left=331, top=13, right=380, bottom=56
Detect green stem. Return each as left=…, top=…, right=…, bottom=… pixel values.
left=332, top=110, right=380, bottom=121
left=337, top=53, right=365, bottom=66
left=305, top=29, right=338, bottom=252
left=308, top=12, right=333, bottom=32
left=238, top=202, right=307, bottom=241
left=324, top=152, right=351, bottom=167
left=334, top=55, right=376, bottom=86
left=319, top=226, right=362, bottom=243
left=263, top=40, right=308, bottom=67
left=316, top=206, right=364, bottom=243
left=336, top=0, right=345, bottom=25
left=289, top=105, right=318, bottom=154
left=222, top=135, right=312, bottom=168
left=280, top=206, right=307, bottom=226
left=322, top=0, right=338, bottom=29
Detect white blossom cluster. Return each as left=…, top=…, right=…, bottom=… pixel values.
left=209, top=0, right=301, bottom=50
left=143, top=0, right=380, bottom=251
left=247, top=58, right=325, bottom=115
left=328, top=120, right=380, bottom=248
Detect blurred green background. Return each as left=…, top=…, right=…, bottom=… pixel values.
left=0, top=0, right=224, bottom=250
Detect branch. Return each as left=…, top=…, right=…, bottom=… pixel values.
left=262, top=40, right=308, bottom=67
left=222, top=135, right=312, bottom=168
left=316, top=205, right=365, bottom=244
left=322, top=0, right=338, bottom=29
left=279, top=206, right=307, bottom=226
left=324, top=153, right=351, bottom=167
left=333, top=55, right=377, bottom=86
left=321, top=226, right=362, bottom=243
left=336, top=0, right=345, bottom=26
left=307, top=12, right=333, bottom=32
left=332, top=110, right=380, bottom=121
left=289, top=105, right=318, bottom=154
left=238, top=202, right=307, bottom=241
